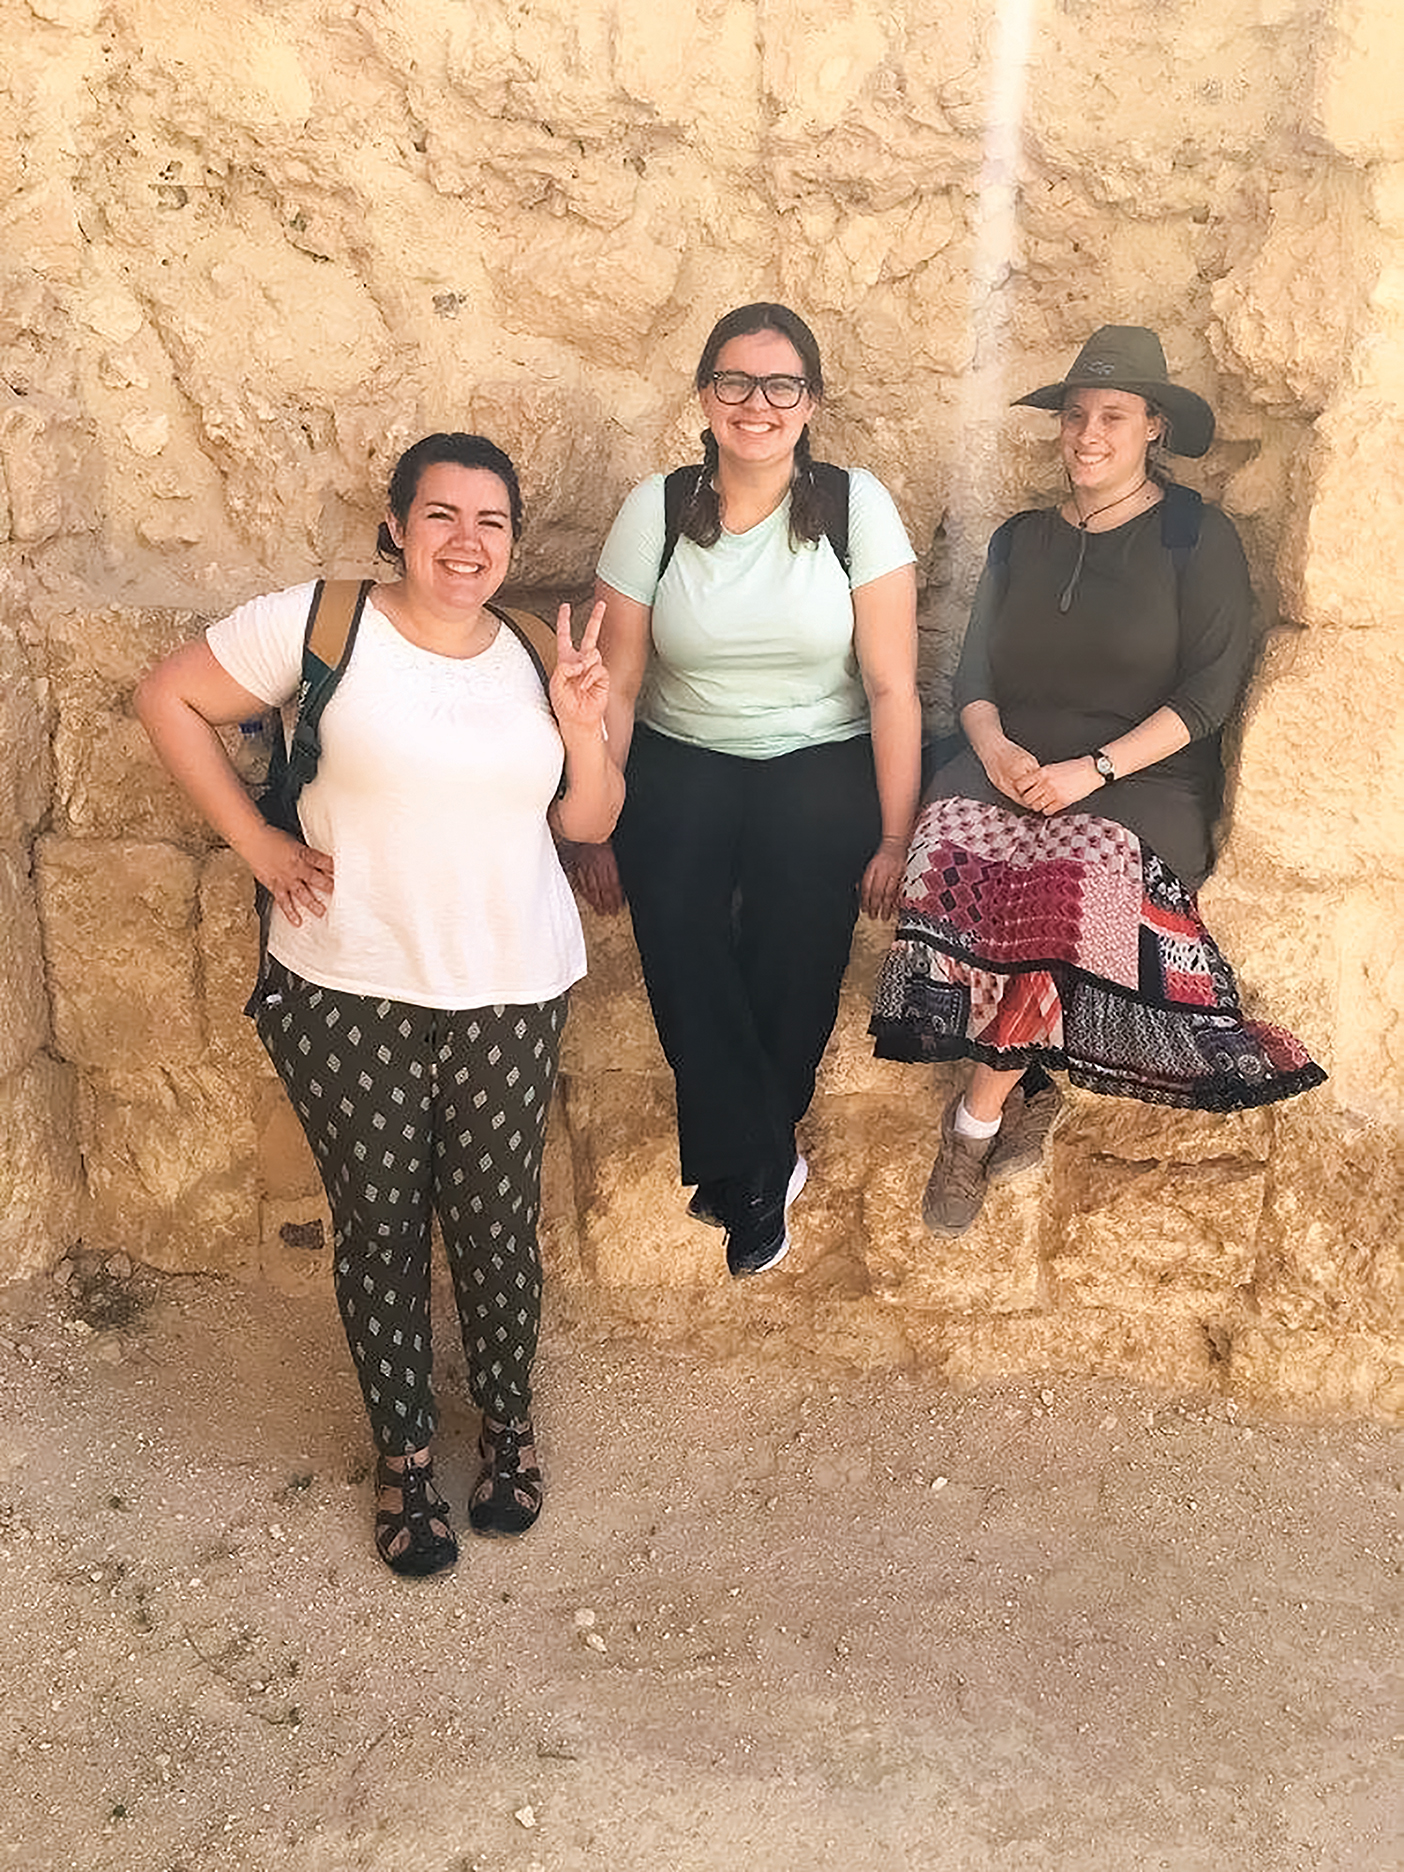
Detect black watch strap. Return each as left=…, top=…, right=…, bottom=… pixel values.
left=1092, top=748, right=1116, bottom=784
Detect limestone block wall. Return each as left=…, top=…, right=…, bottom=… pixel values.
left=2, top=0, right=1400, bottom=1414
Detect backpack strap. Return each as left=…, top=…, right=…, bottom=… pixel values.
left=487, top=602, right=557, bottom=689
left=1158, top=481, right=1203, bottom=572
left=810, top=461, right=851, bottom=575
left=986, top=491, right=1202, bottom=575
left=657, top=462, right=851, bottom=581
left=280, top=578, right=374, bottom=807
left=245, top=577, right=372, bottom=1012
left=304, top=577, right=371, bottom=672
left=659, top=466, right=704, bottom=582
left=987, top=509, right=1040, bottom=570
left=257, top=578, right=372, bottom=837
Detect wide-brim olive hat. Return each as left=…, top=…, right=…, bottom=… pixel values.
left=1013, top=325, right=1215, bottom=458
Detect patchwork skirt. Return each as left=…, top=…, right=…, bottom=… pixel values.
left=868, top=795, right=1326, bottom=1112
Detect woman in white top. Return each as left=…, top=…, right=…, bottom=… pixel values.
left=137, top=433, right=620, bottom=1577
left=581, top=304, right=920, bottom=1278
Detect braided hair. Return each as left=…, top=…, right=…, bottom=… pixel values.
left=683, top=303, right=833, bottom=552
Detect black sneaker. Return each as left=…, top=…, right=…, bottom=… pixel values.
left=724, top=1154, right=808, bottom=1278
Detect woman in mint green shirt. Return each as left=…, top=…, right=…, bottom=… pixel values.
left=584, top=303, right=920, bottom=1278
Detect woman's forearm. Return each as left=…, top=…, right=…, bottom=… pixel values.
left=869, top=686, right=922, bottom=848
left=550, top=728, right=626, bottom=845
left=595, top=580, right=650, bottom=777
left=1095, top=704, right=1192, bottom=780
left=959, top=699, right=1007, bottom=760
left=135, top=669, right=277, bottom=865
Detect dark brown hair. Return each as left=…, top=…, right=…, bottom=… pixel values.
left=375, top=432, right=524, bottom=563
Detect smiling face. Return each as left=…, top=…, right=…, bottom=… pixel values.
left=1058, top=388, right=1162, bottom=503
left=699, top=328, right=817, bottom=472
left=387, top=463, right=514, bottom=614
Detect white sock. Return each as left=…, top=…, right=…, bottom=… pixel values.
left=954, top=1098, right=1001, bottom=1142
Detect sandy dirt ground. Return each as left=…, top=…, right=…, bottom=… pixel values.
left=0, top=1257, right=1398, bottom=1872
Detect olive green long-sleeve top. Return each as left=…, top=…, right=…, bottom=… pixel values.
left=935, top=497, right=1255, bottom=889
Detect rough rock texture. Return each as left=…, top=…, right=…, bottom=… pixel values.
left=1, top=0, right=1399, bottom=1416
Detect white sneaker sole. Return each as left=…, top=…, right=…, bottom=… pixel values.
left=787, top=1152, right=809, bottom=1209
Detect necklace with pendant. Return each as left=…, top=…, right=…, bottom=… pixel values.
left=1058, top=477, right=1150, bottom=613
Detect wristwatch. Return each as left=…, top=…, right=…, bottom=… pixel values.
left=1091, top=748, right=1116, bottom=784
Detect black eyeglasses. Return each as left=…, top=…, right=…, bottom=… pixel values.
left=707, top=371, right=810, bottom=409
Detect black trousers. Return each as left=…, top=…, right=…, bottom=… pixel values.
left=612, top=725, right=880, bottom=1187
left=254, top=959, right=565, bottom=1451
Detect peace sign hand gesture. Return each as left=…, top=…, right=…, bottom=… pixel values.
left=545, top=598, right=624, bottom=848
left=548, top=599, right=610, bottom=741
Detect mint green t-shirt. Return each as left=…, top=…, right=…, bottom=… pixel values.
left=596, top=466, right=915, bottom=759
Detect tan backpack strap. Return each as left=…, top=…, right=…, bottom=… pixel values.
left=488, top=602, right=558, bottom=686
left=306, top=578, right=374, bottom=670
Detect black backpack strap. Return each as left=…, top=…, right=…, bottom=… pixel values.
left=810, top=461, right=851, bottom=576
left=658, top=466, right=700, bottom=582
left=1158, top=481, right=1203, bottom=574
left=987, top=509, right=1039, bottom=571
left=657, top=462, right=851, bottom=580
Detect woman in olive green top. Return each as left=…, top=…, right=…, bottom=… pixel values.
left=871, top=327, right=1324, bottom=1237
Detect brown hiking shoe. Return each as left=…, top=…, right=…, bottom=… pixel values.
left=922, top=1096, right=995, bottom=1237
left=986, top=1078, right=1063, bottom=1184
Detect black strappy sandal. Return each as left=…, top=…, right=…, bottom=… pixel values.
left=468, top=1417, right=543, bottom=1537
left=374, top=1452, right=459, bottom=1577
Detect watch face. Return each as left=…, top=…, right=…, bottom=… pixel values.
left=1094, top=753, right=1115, bottom=781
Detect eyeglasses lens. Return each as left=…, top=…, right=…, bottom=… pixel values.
left=710, top=372, right=806, bottom=409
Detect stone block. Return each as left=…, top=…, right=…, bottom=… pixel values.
left=54, top=701, right=221, bottom=844
left=1049, top=1126, right=1267, bottom=1313
left=1053, top=1095, right=1273, bottom=1166
left=538, top=1090, right=584, bottom=1286
left=198, top=849, right=271, bottom=1074
left=559, top=901, right=667, bottom=1076
left=1210, top=167, right=1371, bottom=414
left=0, top=615, right=48, bottom=842
left=0, top=846, right=49, bottom=1078
left=1252, top=1104, right=1404, bottom=1335
left=45, top=601, right=228, bottom=843
left=776, top=1098, right=876, bottom=1299
left=44, top=598, right=203, bottom=692
left=849, top=1090, right=1045, bottom=1314
left=1226, top=1327, right=1404, bottom=1420
left=935, top=1310, right=1223, bottom=1395
left=81, top=1062, right=258, bottom=1274
left=815, top=920, right=937, bottom=1100
left=1331, top=884, right=1404, bottom=1119
left=36, top=837, right=202, bottom=1070
left=255, top=1081, right=319, bottom=1202
left=560, top=1072, right=715, bottom=1288
left=0, top=1055, right=82, bottom=1280
left=1196, top=860, right=1337, bottom=1085
left=1227, top=625, right=1404, bottom=882
left=1276, top=399, right=1404, bottom=631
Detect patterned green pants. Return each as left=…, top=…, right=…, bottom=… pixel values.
left=254, top=958, right=566, bottom=1450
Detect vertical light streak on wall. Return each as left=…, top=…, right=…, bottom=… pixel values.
left=962, top=0, right=1036, bottom=522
